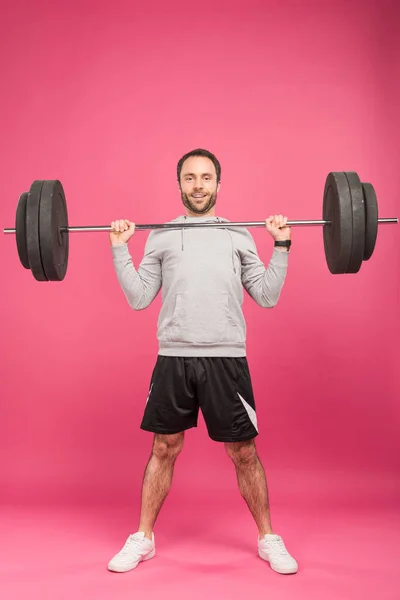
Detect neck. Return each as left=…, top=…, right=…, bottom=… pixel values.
left=185, top=208, right=216, bottom=218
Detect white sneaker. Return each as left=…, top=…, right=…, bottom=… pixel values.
left=258, top=534, right=298, bottom=574
left=108, top=532, right=155, bottom=572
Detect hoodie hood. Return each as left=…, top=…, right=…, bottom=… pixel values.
left=170, top=215, right=230, bottom=224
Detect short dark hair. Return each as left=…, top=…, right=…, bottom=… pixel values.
left=177, top=148, right=221, bottom=184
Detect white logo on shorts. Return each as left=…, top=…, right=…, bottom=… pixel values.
left=237, top=392, right=258, bottom=432
left=146, top=383, right=154, bottom=405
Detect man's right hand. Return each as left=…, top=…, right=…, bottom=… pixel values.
left=110, top=219, right=136, bottom=245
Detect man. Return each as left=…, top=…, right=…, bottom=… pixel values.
left=107, top=149, right=298, bottom=575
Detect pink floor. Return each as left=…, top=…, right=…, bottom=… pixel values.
left=2, top=502, right=399, bottom=600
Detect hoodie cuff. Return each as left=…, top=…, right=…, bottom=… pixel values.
left=271, top=247, right=290, bottom=265
left=110, top=243, right=131, bottom=260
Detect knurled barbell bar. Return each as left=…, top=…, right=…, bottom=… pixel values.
left=3, top=172, right=398, bottom=281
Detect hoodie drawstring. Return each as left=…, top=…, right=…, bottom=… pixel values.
left=216, top=217, right=236, bottom=274
left=225, top=228, right=236, bottom=274
left=181, top=216, right=186, bottom=251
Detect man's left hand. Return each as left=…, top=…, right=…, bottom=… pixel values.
left=265, top=214, right=291, bottom=241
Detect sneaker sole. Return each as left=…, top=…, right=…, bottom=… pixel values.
left=108, top=548, right=155, bottom=573
left=258, top=550, right=298, bottom=574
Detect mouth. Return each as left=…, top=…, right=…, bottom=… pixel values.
left=191, top=194, right=207, bottom=199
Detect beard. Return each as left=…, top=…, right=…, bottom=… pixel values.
left=181, top=190, right=218, bottom=215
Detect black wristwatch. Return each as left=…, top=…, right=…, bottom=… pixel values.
left=274, top=240, right=291, bottom=251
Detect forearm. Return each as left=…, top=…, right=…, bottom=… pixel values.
left=111, top=243, right=156, bottom=310
left=259, top=247, right=289, bottom=307
left=242, top=245, right=289, bottom=308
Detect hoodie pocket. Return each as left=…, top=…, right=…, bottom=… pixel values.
left=161, top=292, right=243, bottom=345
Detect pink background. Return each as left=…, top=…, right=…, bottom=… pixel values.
left=1, top=0, right=399, bottom=598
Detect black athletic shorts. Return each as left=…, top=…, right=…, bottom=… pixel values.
left=140, top=356, right=258, bottom=442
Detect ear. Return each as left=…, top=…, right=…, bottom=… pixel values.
left=217, top=181, right=221, bottom=192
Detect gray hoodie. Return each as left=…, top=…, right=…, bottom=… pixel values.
left=111, top=214, right=289, bottom=357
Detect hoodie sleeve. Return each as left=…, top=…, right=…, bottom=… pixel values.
left=110, top=232, right=162, bottom=310
left=240, top=230, right=289, bottom=308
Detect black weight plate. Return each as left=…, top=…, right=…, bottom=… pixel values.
left=362, top=182, right=378, bottom=261
left=15, top=192, right=30, bottom=269
left=39, top=180, right=69, bottom=281
left=323, top=172, right=353, bottom=274
left=344, top=172, right=365, bottom=273
left=26, top=180, right=48, bottom=281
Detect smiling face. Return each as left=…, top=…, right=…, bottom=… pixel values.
left=179, top=155, right=221, bottom=216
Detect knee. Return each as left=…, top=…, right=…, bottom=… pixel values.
left=152, top=432, right=184, bottom=462
left=225, top=440, right=257, bottom=466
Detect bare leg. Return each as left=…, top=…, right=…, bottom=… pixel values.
left=138, top=432, right=184, bottom=539
left=225, top=439, right=273, bottom=538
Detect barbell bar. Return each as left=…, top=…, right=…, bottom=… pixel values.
left=3, top=172, right=398, bottom=281
left=4, top=220, right=333, bottom=233
left=5, top=218, right=398, bottom=234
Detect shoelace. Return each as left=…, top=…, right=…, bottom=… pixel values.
left=120, top=535, right=146, bottom=555
left=266, top=537, right=289, bottom=556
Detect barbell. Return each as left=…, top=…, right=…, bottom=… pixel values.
left=3, top=172, right=398, bottom=281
